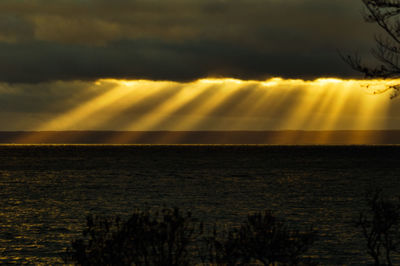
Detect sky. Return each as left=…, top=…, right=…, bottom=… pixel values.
left=1, top=0, right=400, bottom=133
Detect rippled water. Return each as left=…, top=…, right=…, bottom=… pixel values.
left=1, top=145, right=400, bottom=264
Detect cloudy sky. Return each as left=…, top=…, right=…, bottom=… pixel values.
left=0, top=0, right=373, bottom=82
left=1, top=0, right=400, bottom=133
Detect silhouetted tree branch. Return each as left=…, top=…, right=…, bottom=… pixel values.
left=63, top=208, right=317, bottom=265
left=356, top=189, right=400, bottom=266
left=203, top=211, right=317, bottom=266
left=344, top=0, right=400, bottom=98
left=62, top=208, right=203, bottom=265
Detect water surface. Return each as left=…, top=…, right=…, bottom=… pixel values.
left=1, top=145, right=400, bottom=264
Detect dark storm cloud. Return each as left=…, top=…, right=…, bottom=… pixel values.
left=0, top=80, right=108, bottom=113
left=0, top=39, right=359, bottom=83
left=0, top=15, right=33, bottom=42
left=0, top=0, right=377, bottom=82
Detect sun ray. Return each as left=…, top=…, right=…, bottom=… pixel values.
left=157, top=85, right=218, bottom=130
left=82, top=80, right=175, bottom=129
left=274, top=82, right=322, bottom=134
left=151, top=79, right=248, bottom=143
left=126, top=83, right=205, bottom=130
left=312, top=83, right=355, bottom=143
left=37, top=80, right=137, bottom=130
left=17, top=79, right=175, bottom=143
left=108, top=80, right=216, bottom=143
left=12, top=77, right=400, bottom=144
left=175, top=79, right=246, bottom=131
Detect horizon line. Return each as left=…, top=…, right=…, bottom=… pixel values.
left=3, top=130, right=400, bottom=132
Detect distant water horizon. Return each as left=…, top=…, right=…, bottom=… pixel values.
left=2, top=130, right=400, bottom=144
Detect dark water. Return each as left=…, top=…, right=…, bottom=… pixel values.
left=1, top=145, right=400, bottom=265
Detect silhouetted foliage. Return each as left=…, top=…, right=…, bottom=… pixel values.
left=202, top=211, right=317, bottom=266
left=63, top=209, right=317, bottom=265
left=62, top=208, right=203, bottom=265
left=356, top=189, right=400, bottom=266
left=344, top=0, right=400, bottom=98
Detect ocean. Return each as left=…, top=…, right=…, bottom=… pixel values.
left=1, top=145, right=400, bottom=264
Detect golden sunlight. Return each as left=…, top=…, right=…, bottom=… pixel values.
left=16, top=77, right=400, bottom=143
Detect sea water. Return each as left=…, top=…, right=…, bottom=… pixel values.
left=1, top=145, right=400, bottom=265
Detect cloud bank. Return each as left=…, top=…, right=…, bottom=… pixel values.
left=0, top=0, right=378, bottom=82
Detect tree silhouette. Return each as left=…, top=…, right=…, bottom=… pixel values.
left=356, top=189, right=400, bottom=266
left=344, top=0, right=400, bottom=98
left=202, top=211, right=317, bottom=266
left=62, top=208, right=203, bottom=265
left=63, top=208, right=317, bottom=265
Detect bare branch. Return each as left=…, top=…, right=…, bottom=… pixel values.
left=342, top=0, right=400, bottom=98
